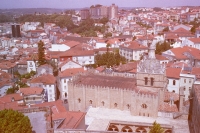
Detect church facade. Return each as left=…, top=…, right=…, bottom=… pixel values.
left=68, top=40, right=167, bottom=117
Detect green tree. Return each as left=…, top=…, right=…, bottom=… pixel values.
left=38, top=40, right=46, bottom=66
left=149, top=121, right=164, bottom=133
left=0, top=109, right=32, bottom=133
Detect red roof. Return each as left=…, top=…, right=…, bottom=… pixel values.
left=120, top=41, right=148, bottom=50
left=30, top=74, right=56, bottom=84
left=166, top=68, right=181, bottom=79
left=159, top=102, right=178, bottom=112
left=189, top=38, right=200, bottom=43
left=59, top=68, right=85, bottom=78
left=19, top=87, right=44, bottom=95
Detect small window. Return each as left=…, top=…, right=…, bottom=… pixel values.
left=173, top=80, right=176, bottom=85
left=78, top=98, right=81, bottom=103
left=33, top=97, right=35, bottom=100
left=189, top=79, right=192, bottom=84
left=150, top=77, right=154, bottom=86
left=114, top=103, right=117, bottom=107
left=64, top=79, right=66, bottom=83
left=127, top=104, right=130, bottom=109
left=89, top=100, right=92, bottom=104
left=184, top=79, right=186, bottom=83
left=144, top=77, right=148, bottom=85
left=102, top=101, right=105, bottom=106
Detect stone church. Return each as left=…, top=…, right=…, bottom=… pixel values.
left=68, top=40, right=167, bottom=117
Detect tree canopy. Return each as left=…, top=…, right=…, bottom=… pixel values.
left=149, top=121, right=164, bottom=133
left=155, top=41, right=172, bottom=55
left=38, top=40, right=47, bottom=66
left=0, top=109, right=32, bottom=133
left=95, top=49, right=126, bottom=68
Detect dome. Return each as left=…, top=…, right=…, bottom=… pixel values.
left=137, top=58, right=165, bottom=74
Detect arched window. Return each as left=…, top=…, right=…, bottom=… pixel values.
left=114, top=103, right=118, bottom=107
left=78, top=98, right=81, bottom=103
left=65, top=92, right=67, bottom=97
left=141, top=103, right=147, bottom=109
left=102, top=101, right=105, bottom=106
left=89, top=100, right=92, bottom=104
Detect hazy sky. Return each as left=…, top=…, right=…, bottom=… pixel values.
left=1, top=0, right=200, bottom=9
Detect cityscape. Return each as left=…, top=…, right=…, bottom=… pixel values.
left=0, top=1, right=200, bottom=133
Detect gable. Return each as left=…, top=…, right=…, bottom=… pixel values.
left=61, top=60, right=82, bottom=71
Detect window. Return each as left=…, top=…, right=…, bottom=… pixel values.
left=141, top=104, right=147, bottom=109
left=78, top=98, right=81, bottom=103
left=183, top=87, right=186, bottom=91
left=144, top=77, right=148, bottom=85
left=64, top=79, right=66, bottom=83
left=89, top=100, right=92, bottom=104
left=33, top=97, right=35, bottom=100
left=173, top=80, right=176, bottom=85
left=150, top=77, right=154, bottom=86
left=184, top=79, right=186, bottom=83
left=49, top=85, right=51, bottom=87
left=189, top=79, right=192, bottom=84
left=114, top=103, right=117, bottom=107
left=127, top=104, right=130, bottom=109
left=102, top=101, right=105, bottom=106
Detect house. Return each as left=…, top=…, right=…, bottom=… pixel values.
left=0, top=61, right=17, bottom=75
left=36, top=64, right=53, bottom=77
left=59, top=59, right=82, bottom=72
left=19, top=87, right=44, bottom=105
left=58, top=68, right=85, bottom=101
left=166, top=67, right=182, bottom=93
left=0, top=70, right=13, bottom=97
left=155, top=55, right=169, bottom=64
left=49, top=41, right=79, bottom=51
left=162, top=46, right=200, bottom=66
left=59, top=44, right=95, bottom=66
left=30, top=74, right=56, bottom=102
left=185, top=38, right=200, bottom=50
left=195, top=27, right=200, bottom=38
left=119, top=41, right=148, bottom=61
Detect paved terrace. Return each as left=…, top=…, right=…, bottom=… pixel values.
left=85, top=107, right=189, bottom=133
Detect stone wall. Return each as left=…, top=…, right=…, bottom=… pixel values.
left=68, top=82, right=159, bottom=117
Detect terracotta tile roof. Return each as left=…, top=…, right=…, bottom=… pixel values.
left=158, top=102, right=178, bottom=112
left=59, top=59, right=81, bottom=69
left=59, top=40, right=80, bottom=48
left=164, top=91, right=179, bottom=102
left=95, top=67, right=105, bottom=72
left=114, top=62, right=138, bottom=72
left=166, top=68, right=181, bottom=79
left=19, top=87, right=44, bottom=95
left=0, top=61, right=16, bottom=69
left=59, top=45, right=94, bottom=57
left=120, top=41, right=148, bottom=50
left=189, top=38, right=200, bottom=44
left=0, top=93, right=23, bottom=103
left=72, top=74, right=137, bottom=91
left=155, top=54, right=168, bottom=60
left=59, top=68, right=85, bottom=78
left=191, top=67, right=200, bottom=79
left=30, top=74, right=56, bottom=84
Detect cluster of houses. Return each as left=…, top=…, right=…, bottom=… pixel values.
left=0, top=5, right=200, bottom=132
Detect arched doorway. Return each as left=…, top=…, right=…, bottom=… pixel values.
left=135, top=127, right=147, bottom=133
left=108, top=125, right=119, bottom=131
left=121, top=126, right=133, bottom=132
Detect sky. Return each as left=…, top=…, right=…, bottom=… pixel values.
left=1, top=0, right=200, bottom=9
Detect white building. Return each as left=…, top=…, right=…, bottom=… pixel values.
left=119, top=41, right=148, bottom=61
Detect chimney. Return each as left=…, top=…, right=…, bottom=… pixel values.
left=11, top=97, right=15, bottom=102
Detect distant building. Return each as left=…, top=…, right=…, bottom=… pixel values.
left=11, top=24, right=21, bottom=38
left=80, top=9, right=90, bottom=20
left=108, top=4, right=118, bottom=20
left=90, top=4, right=108, bottom=19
